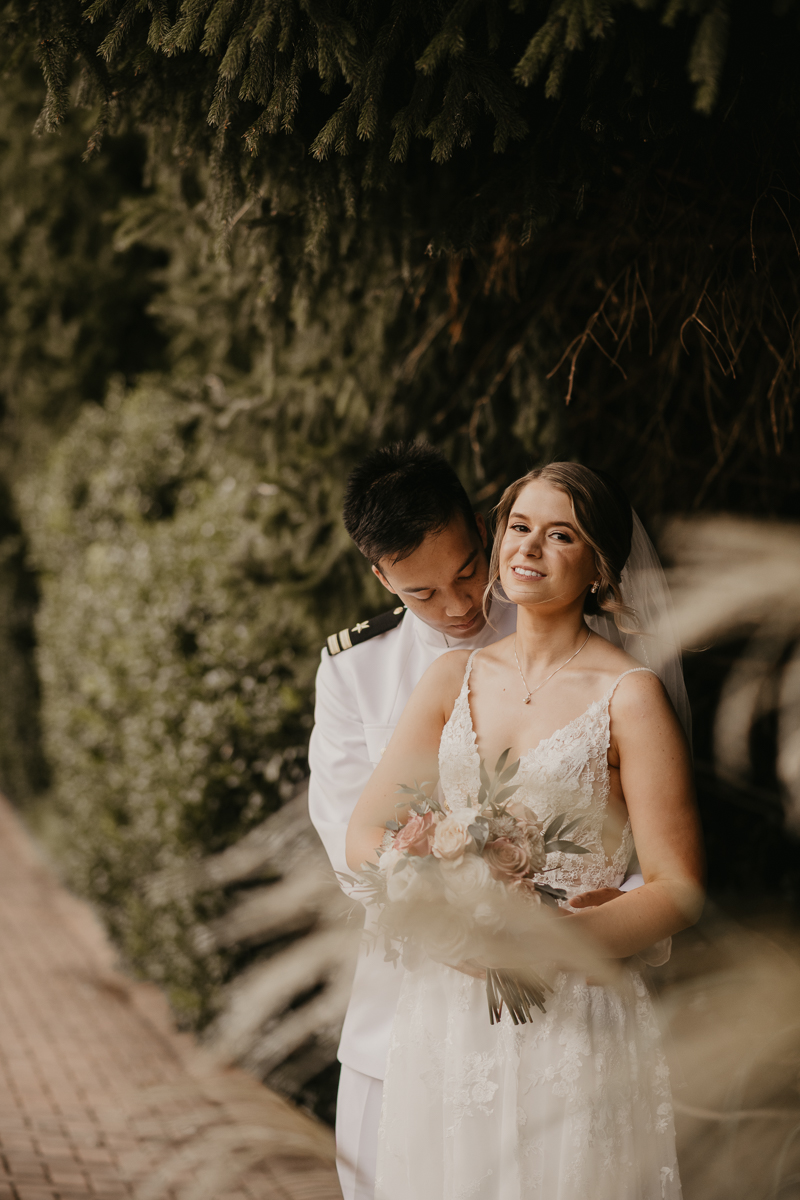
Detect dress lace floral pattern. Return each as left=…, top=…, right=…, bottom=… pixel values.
left=375, top=654, right=682, bottom=1200
left=439, top=650, right=637, bottom=897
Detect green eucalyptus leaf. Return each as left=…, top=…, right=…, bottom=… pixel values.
left=499, top=759, right=521, bottom=784
left=535, top=882, right=567, bottom=899
left=495, top=747, right=511, bottom=776
left=468, top=822, right=489, bottom=851
left=542, top=813, right=566, bottom=841
left=493, top=784, right=520, bottom=807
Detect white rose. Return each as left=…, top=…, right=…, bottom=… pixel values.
left=443, top=853, right=493, bottom=901
left=386, top=860, right=440, bottom=905
left=432, top=814, right=473, bottom=865
left=449, top=805, right=479, bottom=825
left=386, top=859, right=416, bottom=902
left=472, top=898, right=505, bottom=931
left=444, top=856, right=504, bottom=929
left=378, top=847, right=402, bottom=876
left=422, top=909, right=472, bottom=964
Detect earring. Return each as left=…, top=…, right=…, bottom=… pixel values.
left=590, top=581, right=600, bottom=594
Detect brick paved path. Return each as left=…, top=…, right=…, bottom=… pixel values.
left=0, top=796, right=341, bottom=1200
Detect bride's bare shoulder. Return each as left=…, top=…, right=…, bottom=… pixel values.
left=421, top=647, right=473, bottom=686
left=412, top=648, right=473, bottom=716
left=417, top=643, right=472, bottom=691
left=593, top=639, right=672, bottom=716
left=582, top=631, right=669, bottom=704
left=589, top=630, right=644, bottom=673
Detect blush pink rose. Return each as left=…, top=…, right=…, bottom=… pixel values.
left=484, top=837, right=531, bottom=882
left=432, top=814, right=472, bottom=865
left=507, top=800, right=540, bottom=826
left=506, top=801, right=546, bottom=871
left=507, top=877, right=543, bottom=904
left=394, top=810, right=436, bottom=857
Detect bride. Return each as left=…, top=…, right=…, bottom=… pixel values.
left=346, top=463, right=704, bottom=1200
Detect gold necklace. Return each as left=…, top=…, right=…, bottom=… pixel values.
left=513, top=629, right=592, bottom=705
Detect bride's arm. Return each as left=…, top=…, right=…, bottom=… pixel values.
left=345, top=650, right=469, bottom=872
left=566, top=671, right=704, bottom=959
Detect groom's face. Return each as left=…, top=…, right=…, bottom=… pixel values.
left=372, top=513, right=490, bottom=639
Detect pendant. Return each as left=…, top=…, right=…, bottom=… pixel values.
left=523, top=695, right=531, bottom=705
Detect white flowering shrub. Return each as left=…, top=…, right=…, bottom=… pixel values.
left=21, top=383, right=332, bottom=1023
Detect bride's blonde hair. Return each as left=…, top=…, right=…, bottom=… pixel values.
left=483, top=462, right=635, bottom=627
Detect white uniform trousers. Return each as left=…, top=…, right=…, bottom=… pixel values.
left=336, top=1065, right=383, bottom=1200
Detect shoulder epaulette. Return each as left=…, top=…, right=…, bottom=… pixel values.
left=325, top=605, right=406, bottom=656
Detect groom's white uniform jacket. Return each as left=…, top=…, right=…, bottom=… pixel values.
left=308, top=601, right=517, bottom=1081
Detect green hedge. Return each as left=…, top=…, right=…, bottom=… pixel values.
left=22, top=384, right=349, bottom=1022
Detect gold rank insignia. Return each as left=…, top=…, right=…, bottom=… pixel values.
left=326, top=605, right=407, bottom=655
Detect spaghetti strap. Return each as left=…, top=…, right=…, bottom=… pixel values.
left=448, top=652, right=479, bottom=715
left=607, top=666, right=657, bottom=703
left=452, top=648, right=480, bottom=709
left=462, top=648, right=480, bottom=686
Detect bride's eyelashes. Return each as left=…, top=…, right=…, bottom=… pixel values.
left=508, top=522, right=574, bottom=543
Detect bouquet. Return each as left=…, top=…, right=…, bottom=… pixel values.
left=343, top=751, right=590, bottom=1026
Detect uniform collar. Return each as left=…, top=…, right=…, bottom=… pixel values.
left=408, top=593, right=516, bottom=651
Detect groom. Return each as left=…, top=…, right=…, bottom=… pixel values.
left=307, top=443, right=642, bottom=1200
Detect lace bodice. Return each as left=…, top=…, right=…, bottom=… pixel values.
left=438, top=651, right=650, bottom=896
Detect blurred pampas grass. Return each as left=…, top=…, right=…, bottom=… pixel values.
left=146, top=788, right=358, bottom=1098
left=664, top=515, right=800, bottom=831
left=132, top=788, right=354, bottom=1197
left=129, top=1065, right=339, bottom=1200
left=659, top=513, right=800, bottom=1198
left=660, top=910, right=800, bottom=1200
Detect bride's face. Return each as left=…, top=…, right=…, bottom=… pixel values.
left=499, top=480, right=598, bottom=612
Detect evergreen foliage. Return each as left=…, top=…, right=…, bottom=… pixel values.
left=0, top=63, right=166, bottom=802
left=0, top=2, right=787, bottom=242
left=4, top=0, right=797, bottom=511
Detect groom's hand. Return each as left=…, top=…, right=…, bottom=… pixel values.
left=568, top=887, right=624, bottom=909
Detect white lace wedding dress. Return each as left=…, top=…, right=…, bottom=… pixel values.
left=374, top=652, right=681, bottom=1200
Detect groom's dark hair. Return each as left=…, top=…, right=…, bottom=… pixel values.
left=343, top=442, right=478, bottom=566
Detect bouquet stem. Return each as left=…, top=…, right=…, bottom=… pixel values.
left=486, top=967, right=552, bottom=1025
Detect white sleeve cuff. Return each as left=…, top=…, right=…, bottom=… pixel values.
left=636, top=937, right=672, bottom=968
